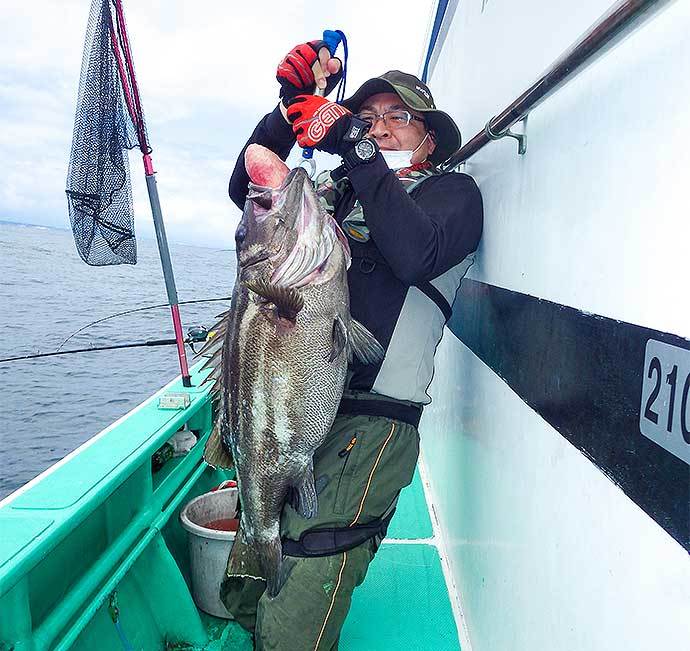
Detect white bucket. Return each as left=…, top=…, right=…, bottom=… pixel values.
left=180, top=487, right=239, bottom=618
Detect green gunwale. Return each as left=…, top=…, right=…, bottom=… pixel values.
left=0, top=363, right=460, bottom=650
left=0, top=365, right=214, bottom=591
left=0, top=363, right=222, bottom=651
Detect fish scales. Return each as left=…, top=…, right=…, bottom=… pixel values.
left=199, top=145, right=383, bottom=597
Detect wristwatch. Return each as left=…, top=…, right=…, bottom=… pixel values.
left=332, top=137, right=379, bottom=181
left=343, top=138, right=378, bottom=169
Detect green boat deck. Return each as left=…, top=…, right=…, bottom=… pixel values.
left=0, top=367, right=460, bottom=650
left=197, top=468, right=458, bottom=651
left=345, top=470, right=458, bottom=650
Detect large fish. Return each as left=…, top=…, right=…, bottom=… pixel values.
left=200, top=144, right=383, bottom=597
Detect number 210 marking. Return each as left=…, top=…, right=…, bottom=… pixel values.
left=643, top=356, right=690, bottom=441
left=640, top=340, right=690, bottom=465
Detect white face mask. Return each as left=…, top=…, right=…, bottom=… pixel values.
left=380, top=133, right=430, bottom=170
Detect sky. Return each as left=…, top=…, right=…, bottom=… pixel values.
left=0, top=0, right=436, bottom=249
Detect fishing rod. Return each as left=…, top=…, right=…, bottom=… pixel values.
left=112, top=0, right=191, bottom=386
left=57, top=295, right=232, bottom=351
left=0, top=327, right=210, bottom=365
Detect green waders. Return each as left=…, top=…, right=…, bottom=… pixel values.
left=220, top=392, right=421, bottom=651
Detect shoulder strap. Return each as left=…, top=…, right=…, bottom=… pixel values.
left=340, top=166, right=455, bottom=322
left=350, top=247, right=453, bottom=323
left=414, top=281, right=453, bottom=322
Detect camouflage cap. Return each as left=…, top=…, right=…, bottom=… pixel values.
left=341, top=71, right=461, bottom=165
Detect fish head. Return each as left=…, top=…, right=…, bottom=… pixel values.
left=235, top=166, right=314, bottom=277
left=237, top=145, right=350, bottom=288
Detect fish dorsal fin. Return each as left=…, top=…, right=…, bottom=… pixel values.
left=244, top=279, right=304, bottom=321
left=349, top=318, right=385, bottom=364
left=330, top=315, right=348, bottom=362
left=197, top=312, right=231, bottom=382
left=194, top=312, right=235, bottom=471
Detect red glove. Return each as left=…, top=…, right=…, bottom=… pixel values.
left=276, top=41, right=342, bottom=102
left=286, top=95, right=352, bottom=151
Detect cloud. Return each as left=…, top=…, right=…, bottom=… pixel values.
left=0, top=0, right=435, bottom=247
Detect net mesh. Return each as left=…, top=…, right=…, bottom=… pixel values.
left=66, top=0, right=148, bottom=266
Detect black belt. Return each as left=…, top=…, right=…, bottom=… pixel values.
left=337, top=397, right=422, bottom=428
left=282, top=508, right=396, bottom=558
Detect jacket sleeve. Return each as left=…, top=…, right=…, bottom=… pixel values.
left=228, top=104, right=296, bottom=210
left=347, top=156, right=484, bottom=284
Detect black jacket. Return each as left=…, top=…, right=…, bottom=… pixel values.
left=229, top=106, right=483, bottom=402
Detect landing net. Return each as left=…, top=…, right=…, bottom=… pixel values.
left=66, top=0, right=149, bottom=266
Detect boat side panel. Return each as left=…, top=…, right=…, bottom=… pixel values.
left=424, top=335, right=690, bottom=650
left=422, top=1, right=690, bottom=649
left=0, top=366, right=229, bottom=650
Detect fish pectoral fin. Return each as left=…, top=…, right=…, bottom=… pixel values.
left=202, top=423, right=234, bottom=470
left=244, top=279, right=304, bottom=321
left=329, top=315, right=348, bottom=362
left=348, top=318, right=385, bottom=364
left=288, top=465, right=318, bottom=519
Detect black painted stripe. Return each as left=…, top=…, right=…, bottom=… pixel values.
left=449, top=279, right=690, bottom=552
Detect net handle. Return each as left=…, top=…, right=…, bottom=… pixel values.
left=109, top=0, right=150, bottom=153
left=106, top=0, right=191, bottom=386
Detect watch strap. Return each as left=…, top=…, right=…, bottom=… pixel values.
left=341, top=138, right=378, bottom=170
left=342, top=117, right=370, bottom=145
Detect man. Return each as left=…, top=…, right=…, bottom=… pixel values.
left=223, top=40, right=483, bottom=650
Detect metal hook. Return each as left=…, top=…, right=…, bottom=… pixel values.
left=298, top=156, right=317, bottom=179
left=484, top=115, right=528, bottom=155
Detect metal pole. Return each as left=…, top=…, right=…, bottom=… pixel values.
left=443, top=0, right=674, bottom=168
left=109, top=0, right=192, bottom=387
left=144, top=156, right=191, bottom=387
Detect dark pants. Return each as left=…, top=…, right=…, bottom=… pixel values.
left=221, top=400, right=421, bottom=651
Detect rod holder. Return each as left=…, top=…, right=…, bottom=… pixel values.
left=484, top=115, right=528, bottom=155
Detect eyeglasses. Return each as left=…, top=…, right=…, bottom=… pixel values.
left=355, top=110, right=426, bottom=130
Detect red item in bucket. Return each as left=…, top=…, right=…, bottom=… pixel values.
left=205, top=517, right=239, bottom=532
left=210, top=480, right=237, bottom=492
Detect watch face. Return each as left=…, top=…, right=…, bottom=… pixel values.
left=355, top=139, right=376, bottom=160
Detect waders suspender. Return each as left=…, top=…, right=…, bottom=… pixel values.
left=342, top=170, right=454, bottom=323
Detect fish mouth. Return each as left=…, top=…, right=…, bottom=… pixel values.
left=280, top=166, right=310, bottom=190
left=241, top=252, right=271, bottom=270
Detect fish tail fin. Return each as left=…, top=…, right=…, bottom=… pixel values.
left=203, top=423, right=234, bottom=470
left=259, top=536, right=285, bottom=599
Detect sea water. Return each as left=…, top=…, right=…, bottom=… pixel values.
left=0, top=222, right=235, bottom=500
